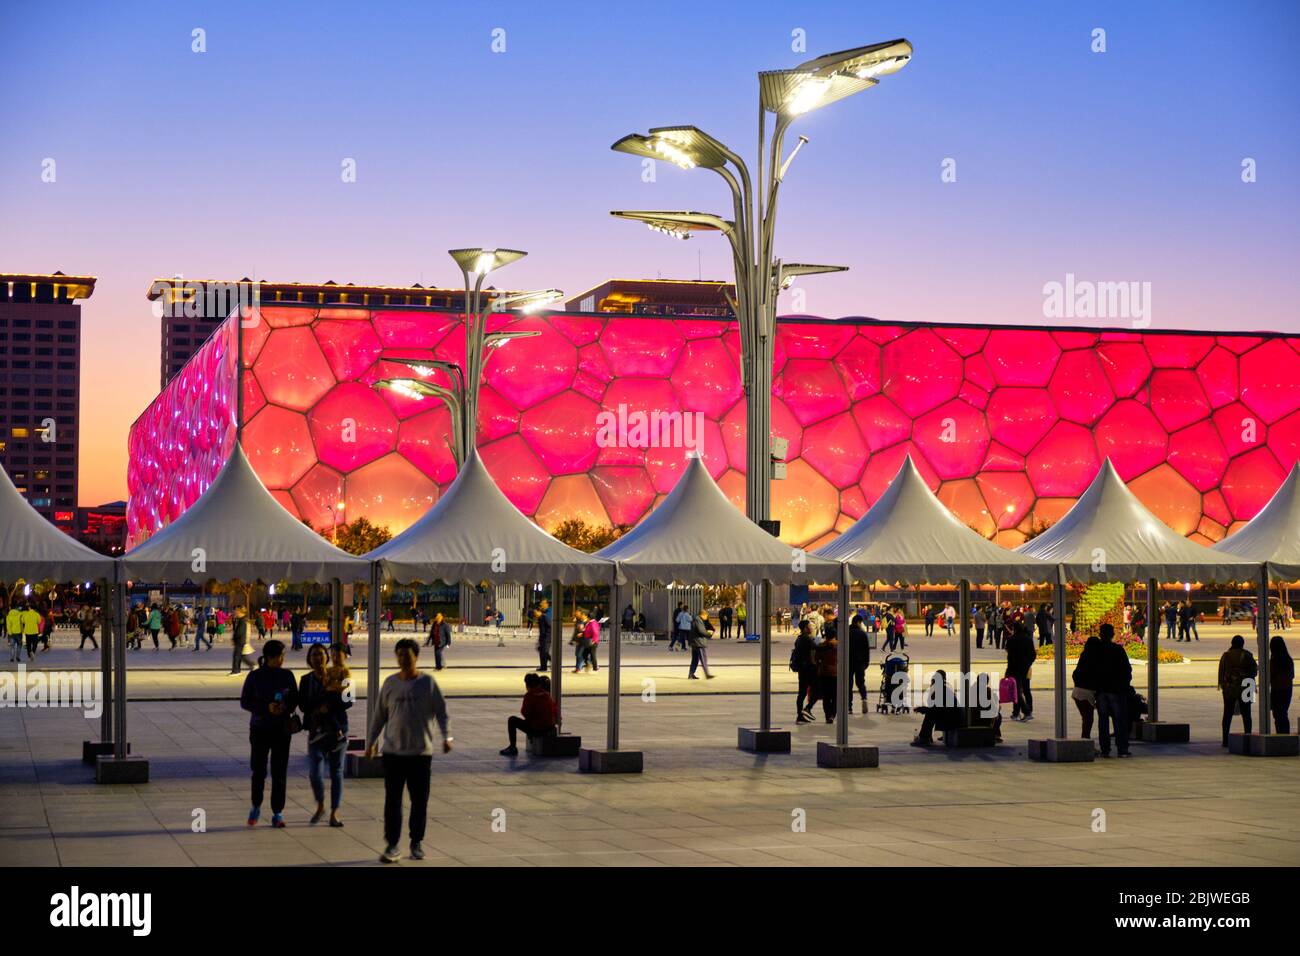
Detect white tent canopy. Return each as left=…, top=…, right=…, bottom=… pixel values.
left=1018, top=458, right=1258, bottom=583
left=1213, top=462, right=1300, bottom=582
left=0, top=464, right=116, bottom=582
left=121, top=444, right=370, bottom=584
left=367, top=449, right=612, bottom=585
left=814, top=456, right=1054, bottom=585
left=595, top=455, right=840, bottom=585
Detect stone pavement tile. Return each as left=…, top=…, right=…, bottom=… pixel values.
left=0, top=828, right=61, bottom=865
left=639, top=847, right=735, bottom=866
left=54, top=834, right=193, bottom=867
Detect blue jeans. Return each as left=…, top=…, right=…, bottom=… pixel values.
left=307, top=736, right=346, bottom=810
left=1097, top=692, right=1130, bottom=755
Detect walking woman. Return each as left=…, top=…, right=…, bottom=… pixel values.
left=299, top=643, right=351, bottom=827
left=230, top=605, right=258, bottom=675
left=239, top=639, right=299, bottom=827
left=1271, top=635, right=1294, bottom=734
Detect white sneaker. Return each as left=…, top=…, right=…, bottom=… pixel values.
left=380, top=844, right=402, bottom=863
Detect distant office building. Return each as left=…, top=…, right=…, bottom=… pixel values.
left=148, top=277, right=512, bottom=388
left=566, top=278, right=735, bottom=317
left=0, top=272, right=90, bottom=524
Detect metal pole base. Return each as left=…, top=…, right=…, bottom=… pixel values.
left=738, top=727, right=791, bottom=753
left=95, top=755, right=149, bottom=784
left=815, top=742, right=879, bottom=768
left=82, top=740, right=128, bottom=764
left=1138, top=721, right=1191, bottom=743
left=345, top=753, right=385, bottom=778
left=1227, top=733, right=1300, bottom=757
left=1026, top=738, right=1096, bottom=762
left=577, top=748, right=643, bottom=774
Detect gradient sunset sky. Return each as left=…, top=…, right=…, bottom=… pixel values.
left=2, top=0, right=1297, bottom=505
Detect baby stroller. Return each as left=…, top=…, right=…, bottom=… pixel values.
left=877, top=653, right=911, bottom=714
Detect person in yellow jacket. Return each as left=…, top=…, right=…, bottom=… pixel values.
left=5, top=605, right=23, bottom=662
left=21, top=605, right=43, bottom=658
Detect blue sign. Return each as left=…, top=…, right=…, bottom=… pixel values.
left=301, top=631, right=331, bottom=645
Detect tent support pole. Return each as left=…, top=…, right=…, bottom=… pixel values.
left=551, top=579, right=562, bottom=731
left=958, top=579, right=970, bottom=727
left=1054, top=576, right=1067, bottom=739
left=1258, top=565, right=1271, bottom=735
left=100, top=576, right=113, bottom=747
left=836, top=565, right=850, bottom=746
left=113, top=578, right=127, bottom=759
left=367, top=568, right=380, bottom=733
left=1147, top=577, right=1159, bottom=723
left=759, top=580, right=771, bottom=732
left=606, top=574, right=621, bottom=750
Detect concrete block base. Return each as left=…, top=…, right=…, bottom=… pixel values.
left=345, top=753, right=385, bottom=778
left=1139, top=721, right=1191, bottom=743
left=1027, top=737, right=1096, bottom=762
left=95, top=755, right=149, bottom=784
left=527, top=733, right=582, bottom=757
left=578, top=748, right=643, bottom=774
left=944, top=726, right=996, bottom=748
left=82, top=740, right=127, bottom=764
left=738, top=727, right=792, bottom=753
left=1228, top=732, right=1300, bottom=757
left=816, top=741, right=879, bottom=768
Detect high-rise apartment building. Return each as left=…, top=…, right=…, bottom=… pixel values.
left=0, top=271, right=91, bottom=528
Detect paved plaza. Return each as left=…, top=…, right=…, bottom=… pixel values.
left=1, top=678, right=1296, bottom=867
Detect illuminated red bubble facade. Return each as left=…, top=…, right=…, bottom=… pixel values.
left=126, top=304, right=1300, bottom=552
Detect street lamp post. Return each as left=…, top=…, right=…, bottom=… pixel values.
left=609, top=38, right=912, bottom=527
left=448, top=248, right=559, bottom=458
left=610, top=40, right=910, bottom=747
left=372, top=250, right=559, bottom=463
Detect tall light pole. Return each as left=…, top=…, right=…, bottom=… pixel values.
left=609, top=39, right=912, bottom=527
left=448, top=248, right=560, bottom=459
left=372, top=249, right=559, bottom=462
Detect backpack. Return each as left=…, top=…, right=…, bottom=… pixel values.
left=998, top=676, right=1018, bottom=704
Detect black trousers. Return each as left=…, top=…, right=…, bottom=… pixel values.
left=819, top=676, right=837, bottom=720
left=1273, top=685, right=1293, bottom=734
left=249, top=726, right=291, bottom=814
left=796, top=667, right=818, bottom=715
left=1222, top=692, right=1252, bottom=742
left=851, top=665, right=868, bottom=702
left=1011, top=672, right=1033, bottom=717
left=382, top=754, right=432, bottom=847
left=79, top=627, right=98, bottom=649
left=975, top=627, right=984, bottom=648
left=507, top=715, right=531, bottom=747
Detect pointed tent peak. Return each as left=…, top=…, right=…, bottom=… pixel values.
left=122, top=443, right=369, bottom=583
left=0, top=460, right=114, bottom=579
left=1213, top=458, right=1300, bottom=575
left=365, top=444, right=612, bottom=585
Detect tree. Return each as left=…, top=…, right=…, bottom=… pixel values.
left=1021, top=517, right=1054, bottom=542
left=320, top=516, right=393, bottom=555
left=550, top=518, right=627, bottom=553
